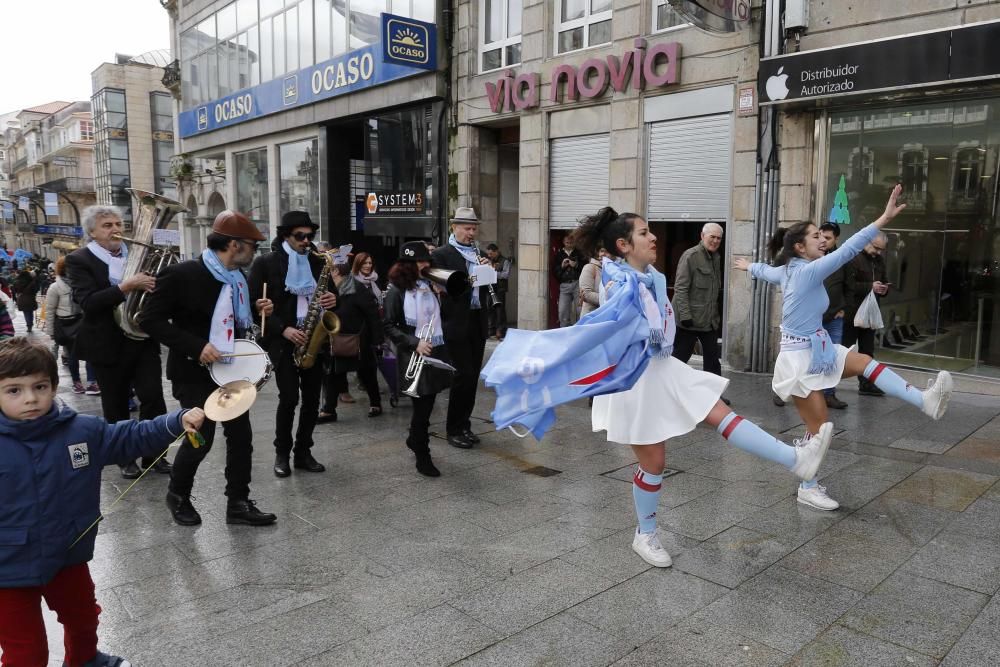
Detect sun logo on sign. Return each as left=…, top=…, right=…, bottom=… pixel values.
left=392, top=27, right=423, bottom=47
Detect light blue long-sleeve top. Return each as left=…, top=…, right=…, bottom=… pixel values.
left=750, top=222, right=880, bottom=346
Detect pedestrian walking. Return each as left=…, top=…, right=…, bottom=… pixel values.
left=44, top=257, right=98, bottom=395
left=553, top=234, right=583, bottom=327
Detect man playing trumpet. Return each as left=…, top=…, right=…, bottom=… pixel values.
left=65, top=205, right=169, bottom=479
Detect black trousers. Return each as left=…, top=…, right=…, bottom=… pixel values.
left=322, top=349, right=381, bottom=412
left=843, top=323, right=877, bottom=386
left=444, top=312, right=487, bottom=436
left=487, top=298, right=508, bottom=337
left=168, top=379, right=253, bottom=501
left=272, top=349, right=323, bottom=456
left=91, top=342, right=168, bottom=467
left=407, top=393, right=437, bottom=454
left=672, top=328, right=722, bottom=376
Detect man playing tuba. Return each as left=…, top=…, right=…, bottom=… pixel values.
left=65, top=205, right=169, bottom=479
left=248, top=211, right=336, bottom=478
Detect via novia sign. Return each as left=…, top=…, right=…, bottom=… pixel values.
left=485, top=39, right=681, bottom=113
left=179, top=13, right=436, bottom=137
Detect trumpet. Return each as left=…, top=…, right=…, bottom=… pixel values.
left=472, top=241, right=503, bottom=310
left=402, top=315, right=435, bottom=398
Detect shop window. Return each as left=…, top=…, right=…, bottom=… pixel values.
left=279, top=138, right=320, bottom=223
left=556, top=0, right=611, bottom=54
left=235, top=148, right=269, bottom=225
left=480, top=0, right=521, bottom=72
left=652, top=1, right=688, bottom=32
left=847, top=147, right=873, bottom=185
left=898, top=144, right=928, bottom=211
left=950, top=143, right=984, bottom=211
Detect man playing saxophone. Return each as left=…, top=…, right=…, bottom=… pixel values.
left=248, top=211, right=336, bottom=478
left=65, top=205, right=169, bottom=479
left=383, top=242, right=453, bottom=477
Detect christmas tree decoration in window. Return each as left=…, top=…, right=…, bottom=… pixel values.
left=828, top=174, right=851, bottom=224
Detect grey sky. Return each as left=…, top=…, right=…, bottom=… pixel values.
left=0, top=0, right=172, bottom=113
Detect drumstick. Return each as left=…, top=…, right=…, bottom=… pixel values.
left=220, top=351, right=269, bottom=358
left=261, top=283, right=267, bottom=337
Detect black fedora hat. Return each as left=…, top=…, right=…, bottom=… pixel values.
left=399, top=241, right=431, bottom=262
left=278, top=210, right=318, bottom=231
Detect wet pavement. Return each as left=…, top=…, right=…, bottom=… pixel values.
left=19, top=311, right=1000, bottom=666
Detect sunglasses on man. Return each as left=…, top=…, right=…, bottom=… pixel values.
left=291, top=232, right=316, bottom=242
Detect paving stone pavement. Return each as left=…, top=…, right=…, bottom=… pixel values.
left=15, top=313, right=1000, bottom=667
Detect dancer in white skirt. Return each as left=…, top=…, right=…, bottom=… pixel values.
left=734, top=184, right=954, bottom=511
left=575, top=208, right=835, bottom=568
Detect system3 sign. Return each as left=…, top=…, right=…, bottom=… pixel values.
left=179, top=14, right=437, bottom=137
left=759, top=20, right=1000, bottom=106
left=365, top=191, right=424, bottom=216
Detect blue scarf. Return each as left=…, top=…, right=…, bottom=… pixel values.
left=201, top=248, right=252, bottom=332
left=282, top=240, right=317, bottom=296
left=448, top=234, right=481, bottom=309
left=784, top=258, right=839, bottom=375
left=603, top=258, right=671, bottom=356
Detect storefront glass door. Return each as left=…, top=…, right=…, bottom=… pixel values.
left=825, top=99, right=1000, bottom=377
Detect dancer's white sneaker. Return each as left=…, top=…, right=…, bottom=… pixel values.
left=922, top=370, right=954, bottom=421
left=797, top=484, right=840, bottom=511
left=631, top=529, right=672, bottom=567
left=790, top=422, right=833, bottom=481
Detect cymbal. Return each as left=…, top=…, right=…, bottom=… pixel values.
left=204, top=380, right=257, bottom=422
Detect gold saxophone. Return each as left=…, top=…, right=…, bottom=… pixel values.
left=292, top=251, right=340, bottom=369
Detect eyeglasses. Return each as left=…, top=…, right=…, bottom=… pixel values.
left=291, top=232, right=316, bottom=242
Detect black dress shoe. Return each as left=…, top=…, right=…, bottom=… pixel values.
left=166, top=491, right=202, bottom=526
left=462, top=429, right=481, bottom=444
left=414, top=452, right=441, bottom=477
left=72, top=650, right=132, bottom=667
left=720, top=396, right=732, bottom=406
left=447, top=434, right=474, bottom=449
left=293, top=452, right=326, bottom=473
left=316, top=410, right=337, bottom=424
left=226, top=499, right=277, bottom=526
left=859, top=384, right=886, bottom=397
left=146, top=459, right=172, bottom=474
left=825, top=393, right=848, bottom=409
left=274, top=455, right=291, bottom=478
left=772, top=392, right=786, bottom=407
left=120, top=461, right=141, bottom=479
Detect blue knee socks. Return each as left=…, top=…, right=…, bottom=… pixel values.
left=864, top=360, right=923, bottom=409
left=632, top=467, right=663, bottom=534
left=716, top=413, right=797, bottom=469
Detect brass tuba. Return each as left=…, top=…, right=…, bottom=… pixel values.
left=116, top=188, right=186, bottom=339
left=293, top=251, right=341, bottom=369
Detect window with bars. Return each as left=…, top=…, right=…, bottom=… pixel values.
left=480, top=0, right=521, bottom=72
left=555, top=0, right=611, bottom=55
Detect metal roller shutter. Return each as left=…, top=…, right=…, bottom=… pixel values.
left=549, top=134, right=610, bottom=229
left=647, top=114, right=732, bottom=222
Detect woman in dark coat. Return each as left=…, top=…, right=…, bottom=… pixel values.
left=318, top=260, right=385, bottom=421
left=13, top=269, right=39, bottom=333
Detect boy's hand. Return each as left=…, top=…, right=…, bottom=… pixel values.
left=182, top=408, right=206, bottom=433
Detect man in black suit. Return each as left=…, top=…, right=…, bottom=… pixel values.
left=65, top=204, right=169, bottom=479
left=248, top=211, right=337, bottom=478
left=141, top=210, right=277, bottom=527
left=431, top=207, right=491, bottom=449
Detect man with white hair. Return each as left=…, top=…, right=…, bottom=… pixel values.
left=672, top=223, right=729, bottom=404
left=844, top=230, right=890, bottom=397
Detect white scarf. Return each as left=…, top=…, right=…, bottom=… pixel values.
left=87, top=240, right=127, bottom=285
left=209, top=284, right=237, bottom=362
left=403, top=280, right=444, bottom=346
left=356, top=271, right=382, bottom=303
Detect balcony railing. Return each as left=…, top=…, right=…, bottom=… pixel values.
left=162, top=59, right=181, bottom=99
left=38, top=177, right=94, bottom=193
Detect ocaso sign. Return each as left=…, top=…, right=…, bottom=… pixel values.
left=485, top=39, right=681, bottom=113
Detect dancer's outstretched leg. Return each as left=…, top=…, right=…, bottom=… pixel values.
left=845, top=352, right=953, bottom=420
left=703, top=400, right=832, bottom=481
left=629, top=444, right=671, bottom=568
left=791, top=392, right=841, bottom=510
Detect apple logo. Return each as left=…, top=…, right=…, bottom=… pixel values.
left=766, top=66, right=790, bottom=101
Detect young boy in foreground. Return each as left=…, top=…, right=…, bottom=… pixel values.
left=0, top=337, right=204, bottom=667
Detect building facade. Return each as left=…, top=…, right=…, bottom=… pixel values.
left=1, top=102, right=96, bottom=258
left=91, top=50, right=178, bottom=243
left=762, top=2, right=1000, bottom=385
left=162, top=0, right=444, bottom=269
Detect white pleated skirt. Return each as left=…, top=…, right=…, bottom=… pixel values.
left=772, top=344, right=854, bottom=401
left=592, top=355, right=729, bottom=445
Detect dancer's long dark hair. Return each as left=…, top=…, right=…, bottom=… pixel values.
left=767, top=222, right=815, bottom=267
left=574, top=207, right=645, bottom=260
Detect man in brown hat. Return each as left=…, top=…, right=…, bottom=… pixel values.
left=142, top=210, right=278, bottom=527
left=65, top=204, right=170, bottom=479
left=249, top=210, right=336, bottom=478
left=431, top=207, right=491, bottom=449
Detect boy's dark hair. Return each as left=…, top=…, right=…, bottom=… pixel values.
left=0, top=337, right=59, bottom=386
left=819, top=222, right=841, bottom=238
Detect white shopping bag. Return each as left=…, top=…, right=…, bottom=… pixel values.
left=853, top=289, right=884, bottom=329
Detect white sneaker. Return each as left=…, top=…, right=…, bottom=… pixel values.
left=631, top=529, right=672, bottom=568
left=789, top=422, right=833, bottom=481
left=922, top=370, right=954, bottom=421
left=797, top=484, right=840, bottom=511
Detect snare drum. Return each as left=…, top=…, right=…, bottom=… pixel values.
left=208, top=339, right=272, bottom=390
